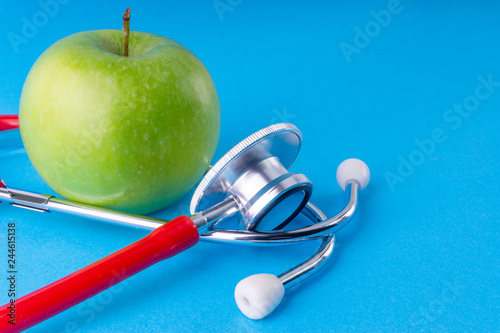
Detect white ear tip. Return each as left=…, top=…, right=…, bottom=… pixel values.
left=336, top=158, right=370, bottom=191
left=234, top=273, right=285, bottom=320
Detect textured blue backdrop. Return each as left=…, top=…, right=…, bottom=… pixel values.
left=0, top=1, right=499, bottom=332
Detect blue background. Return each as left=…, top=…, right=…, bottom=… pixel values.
left=1, top=1, right=499, bottom=332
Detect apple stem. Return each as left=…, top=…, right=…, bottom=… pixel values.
left=123, top=8, right=131, bottom=57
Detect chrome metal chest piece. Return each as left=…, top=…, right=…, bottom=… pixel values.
left=191, top=123, right=312, bottom=231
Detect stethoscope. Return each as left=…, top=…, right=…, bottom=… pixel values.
left=0, top=115, right=370, bottom=331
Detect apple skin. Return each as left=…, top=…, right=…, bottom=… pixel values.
left=19, top=30, right=220, bottom=214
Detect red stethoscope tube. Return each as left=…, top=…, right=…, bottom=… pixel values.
left=0, top=115, right=200, bottom=331
left=0, top=115, right=19, bottom=131
left=0, top=216, right=199, bottom=332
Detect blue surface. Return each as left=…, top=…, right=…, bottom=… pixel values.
left=1, top=1, right=499, bottom=332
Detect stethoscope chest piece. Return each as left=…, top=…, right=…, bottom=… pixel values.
left=190, top=123, right=312, bottom=231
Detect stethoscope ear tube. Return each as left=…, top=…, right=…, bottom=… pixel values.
left=235, top=227, right=336, bottom=320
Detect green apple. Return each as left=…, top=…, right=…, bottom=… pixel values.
left=19, top=29, right=220, bottom=214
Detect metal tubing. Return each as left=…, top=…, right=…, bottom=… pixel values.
left=275, top=203, right=337, bottom=288
left=0, top=187, right=168, bottom=230
left=199, top=183, right=359, bottom=245
left=47, top=198, right=169, bottom=230
left=278, top=235, right=335, bottom=288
